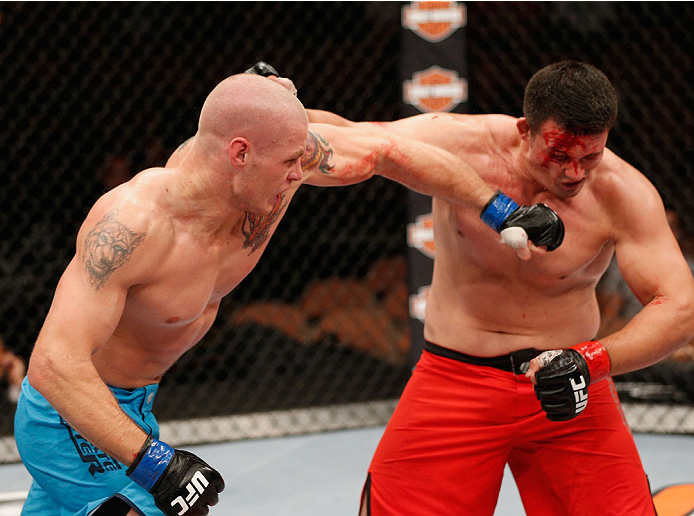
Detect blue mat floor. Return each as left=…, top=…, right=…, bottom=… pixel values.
left=1, top=428, right=693, bottom=515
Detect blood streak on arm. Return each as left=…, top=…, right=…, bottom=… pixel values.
left=335, top=151, right=380, bottom=184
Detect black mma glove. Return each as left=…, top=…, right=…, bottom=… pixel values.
left=480, top=190, right=565, bottom=251
left=126, top=435, right=225, bottom=516
left=244, top=61, right=280, bottom=77
left=533, top=341, right=612, bottom=421
left=244, top=61, right=297, bottom=96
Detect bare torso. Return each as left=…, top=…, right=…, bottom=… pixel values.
left=70, top=115, right=502, bottom=391
left=89, top=169, right=302, bottom=388
left=95, top=114, right=632, bottom=382
left=387, top=113, right=619, bottom=355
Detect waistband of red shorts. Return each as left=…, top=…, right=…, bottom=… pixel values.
left=424, top=340, right=542, bottom=375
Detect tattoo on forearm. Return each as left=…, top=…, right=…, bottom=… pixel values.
left=242, top=195, right=287, bottom=254
left=82, top=210, right=145, bottom=289
left=302, top=130, right=335, bottom=174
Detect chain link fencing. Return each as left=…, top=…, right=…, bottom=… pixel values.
left=1, top=2, right=693, bottom=462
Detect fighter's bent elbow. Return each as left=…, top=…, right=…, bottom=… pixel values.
left=26, top=346, right=70, bottom=397
left=26, top=350, right=52, bottom=394
left=677, top=293, right=694, bottom=342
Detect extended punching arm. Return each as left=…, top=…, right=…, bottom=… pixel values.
left=480, top=191, right=564, bottom=251
left=480, top=190, right=565, bottom=251
left=246, top=64, right=566, bottom=253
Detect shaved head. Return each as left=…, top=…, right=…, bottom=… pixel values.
left=197, top=74, right=308, bottom=158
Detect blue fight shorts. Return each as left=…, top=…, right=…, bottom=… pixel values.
left=14, top=377, right=165, bottom=516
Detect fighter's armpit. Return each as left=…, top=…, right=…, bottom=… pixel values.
left=302, top=130, right=335, bottom=175
left=81, top=210, right=146, bottom=290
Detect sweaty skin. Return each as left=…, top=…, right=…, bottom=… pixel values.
left=307, top=110, right=694, bottom=376
left=421, top=115, right=612, bottom=357
left=27, top=74, right=502, bottom=470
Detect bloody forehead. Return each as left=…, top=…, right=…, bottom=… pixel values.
left=542, top=128, right=589, bottom=151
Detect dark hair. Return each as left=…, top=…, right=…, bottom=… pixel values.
left=523, top=61, right=618, bottom=135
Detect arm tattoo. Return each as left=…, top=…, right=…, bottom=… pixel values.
left=82, top=210, right=146, bottom=290
left=301, top=130, right=335, bottom=174
left=242, top=195, right=287, bottom=254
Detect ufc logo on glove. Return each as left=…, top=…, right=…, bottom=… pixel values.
left=171, top=471, right=210, bottom=515
left=533, top=341, right=611, bottom=422
left=570, top=375, right=588, bottom=414
left=126, top=436, right=225, bottom=516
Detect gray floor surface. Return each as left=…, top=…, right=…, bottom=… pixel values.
left=1, top=428, right=693, bottom=515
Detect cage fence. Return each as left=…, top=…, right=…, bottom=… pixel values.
left=1, top=2, right=693, bottom=463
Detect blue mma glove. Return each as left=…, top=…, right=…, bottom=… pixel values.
left=480, top=190, right=565, bottom=251
left=126, top=435, right=225, bottom=516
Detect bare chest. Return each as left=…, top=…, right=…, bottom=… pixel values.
left=124, top=202, right=290, bottom=327
left=436, top=142, right=610, bottom=288
left=448, top=202, right=613, bottom=287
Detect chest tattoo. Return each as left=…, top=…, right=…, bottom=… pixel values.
left=242, top=194, right=287, bottom=254
left=82, top=210, right=146, bottom=290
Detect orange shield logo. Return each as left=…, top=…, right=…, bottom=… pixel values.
left=409, top=285, right=431, bottom=322
left=403, top=66, right=468, bottom=113
left=407, top=212, right=435, bottom=258
left=402, top=1, right=466, bottom=42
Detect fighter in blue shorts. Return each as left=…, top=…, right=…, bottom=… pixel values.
left=15, top=65, right=559, bottom=515
left=16, top=378, right=163, bottom=515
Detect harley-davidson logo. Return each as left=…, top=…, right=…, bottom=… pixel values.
left=403, top=66, right=468, bottom=113
left=409, top=285, right=431, bottom=322
left=402, top=1, right=466, bottom=42
left=407, top=212, right=435, bottom=258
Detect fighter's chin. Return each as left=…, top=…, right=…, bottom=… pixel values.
left=244, top=194, right=282, bottom=216
left=245, top=205, right=273, bottom=217
left=556, top=180, right=585, bottom=197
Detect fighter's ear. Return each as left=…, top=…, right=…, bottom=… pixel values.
left=517, top=117, right=531, bottom=142
left=229, top=138, right=250, bottom=168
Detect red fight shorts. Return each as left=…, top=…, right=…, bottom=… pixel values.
left=362, top=347, right=656, bottom=516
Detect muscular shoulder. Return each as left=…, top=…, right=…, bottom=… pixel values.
left=76, top=169, right=174, bottom=288
left=387, top=113, right=519, bottom=154
left=591, top=149, right=664, bottom=239
left=592, top=150, right=658, bottom=207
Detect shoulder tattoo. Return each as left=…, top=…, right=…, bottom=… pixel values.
left=176, top=136, right=193, bottom=154
left=242, top=195, right=287, bottom=255
left=301, top=130, right=335, bottom=175
left=81, top=210, right=146, bottom=290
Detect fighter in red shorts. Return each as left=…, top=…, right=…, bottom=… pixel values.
left=15, top=64, right=565, bottom=516
left=309, top=61, right=694, bottom=515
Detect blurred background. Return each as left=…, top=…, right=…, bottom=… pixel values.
left=1, top=2, right=693, bottom=461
